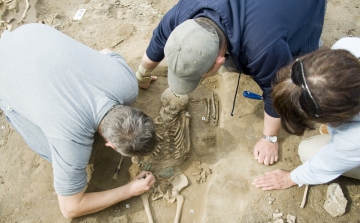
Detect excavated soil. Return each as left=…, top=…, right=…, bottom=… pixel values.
left=0, top=0, right=360, bottom=222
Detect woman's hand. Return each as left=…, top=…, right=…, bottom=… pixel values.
left=252, top=169, right=297, bottom=190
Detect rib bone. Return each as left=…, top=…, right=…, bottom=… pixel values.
left=170, top=115, right=178, bottom=125
left=174, top=123, right=184, bottom=142
left=175, top=141, right=183, bottom=150
left=156, top=132, right=163, bottom=140
left=173, top=122, right=181, bottom=136
left=174, top=131, right=184, bottom=145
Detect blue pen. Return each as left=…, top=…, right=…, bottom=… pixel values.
left=243, top=91, right=263, bottom=100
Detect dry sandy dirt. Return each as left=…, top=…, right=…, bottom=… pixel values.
left=1, top=0, right=360, bottom=222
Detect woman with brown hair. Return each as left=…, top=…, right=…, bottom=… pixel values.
left=253, top=37, right=360, bottom=190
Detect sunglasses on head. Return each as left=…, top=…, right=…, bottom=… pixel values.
left=290, top=59, right=320, bottom=117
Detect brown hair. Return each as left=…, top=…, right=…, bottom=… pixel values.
left=272, top=49, right=360, bottom=135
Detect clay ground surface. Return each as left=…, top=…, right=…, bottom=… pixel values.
left=0, top=0, right=360, bottom=222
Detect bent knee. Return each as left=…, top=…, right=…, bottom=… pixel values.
left=298, top=134, right=332, bottom=163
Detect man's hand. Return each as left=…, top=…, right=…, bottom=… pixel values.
left=137, top=53, right=160, bottom=89
left=253, top=138, right=278, bottom=165
left=137, top=76, right=157, bottom=89
left=252, top=169, right=297, bottom=190
left=57, top=170, right=156, bottom=218
left=128, top=171, right=156, bottom=196
left=255, top=112, right=281, bottom=165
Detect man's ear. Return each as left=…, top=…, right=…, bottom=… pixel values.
left=105, top=142, right=116, bottom=150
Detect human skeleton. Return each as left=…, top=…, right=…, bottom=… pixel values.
left=130, top=88, right=191, bottom=223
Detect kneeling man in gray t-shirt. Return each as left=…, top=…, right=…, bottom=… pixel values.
left=0, top=23, right=156, bottom=218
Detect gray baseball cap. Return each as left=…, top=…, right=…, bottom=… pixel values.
left=164, top=19, right=219, bottom=95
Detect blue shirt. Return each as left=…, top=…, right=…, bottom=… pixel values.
left=146, top=0, right=326, bottom=117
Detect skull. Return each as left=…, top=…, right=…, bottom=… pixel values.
left=160, top=88, right=189, bottom=122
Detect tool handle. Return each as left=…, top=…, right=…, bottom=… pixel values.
left=243, top=91, right=262, bottom=100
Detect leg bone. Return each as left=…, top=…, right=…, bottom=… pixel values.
left=211, top=93, right=216, bottom=119
left=300, top=184, right=309, bottom=208
left=141, top=192, right=154, bottom=223
left=215, top=100, right=219, bottom=126
left=207, top=98, right=211, bottom=123
left=203, top=98, right=208, bottom=121
left=174, top=194, right=184, bottom=223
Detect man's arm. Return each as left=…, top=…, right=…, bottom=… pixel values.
left=141, top=52, right=161, bottom=69
left=244, top=40, right=292, bottom=165
left=137, top=5, right=183, bottom=89
left=58, top=171, right=155, bottom=218
left=137, top=53, right=159, bottom=89
left=253, top=112, right=281, bottom=165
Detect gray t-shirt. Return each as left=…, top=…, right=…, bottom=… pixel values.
left=0, top=24, right=138, bottom=195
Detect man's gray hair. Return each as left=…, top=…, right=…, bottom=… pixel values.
left=100, top=105, right=156, bottom=156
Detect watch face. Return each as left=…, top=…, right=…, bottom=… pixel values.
left=271, top=136, right=277, bottom=143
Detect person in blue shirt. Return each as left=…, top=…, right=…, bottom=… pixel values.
left=253, top=37, right=360, bottom=190
left=136, top=0, right=326, bottom=166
